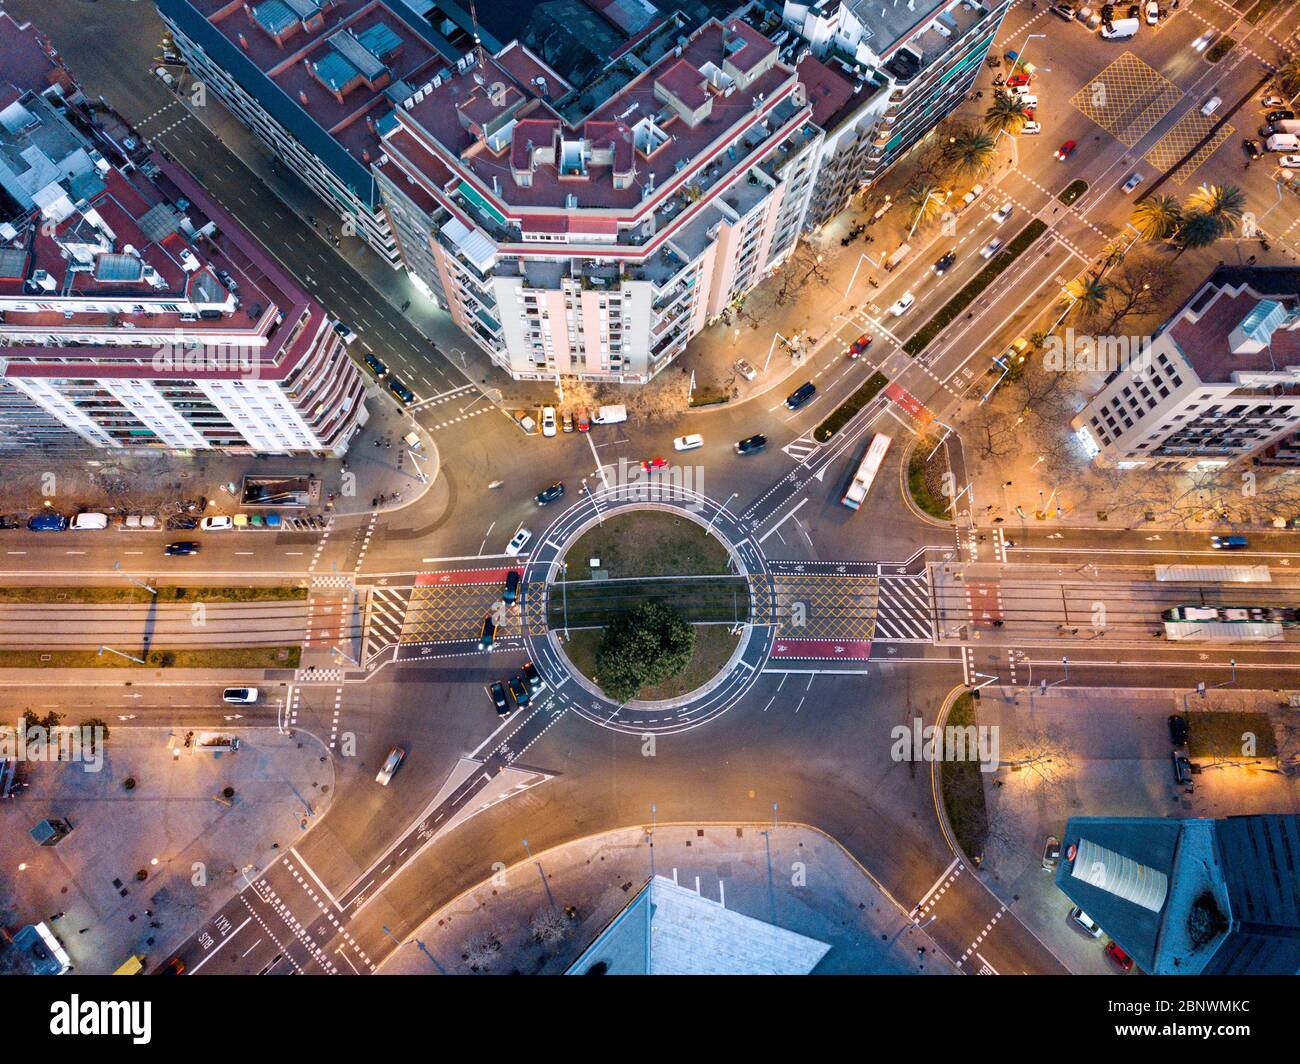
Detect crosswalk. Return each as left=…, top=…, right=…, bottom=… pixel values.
left=782, top=434, right=819, bottom=461
left=873, top=574, right=936, bottom=642
left=364, top=586, right=411, bottom=661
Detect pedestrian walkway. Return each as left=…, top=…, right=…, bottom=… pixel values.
left=874, top=573, right=937, bottom=642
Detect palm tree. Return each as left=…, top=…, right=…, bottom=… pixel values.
left=904, top=178, right=948, bottom=229
left=1184, top=183, right=1246, bottom=239
left=982, top=91, right=1028, bottom=135
left=1067, top=273, right=1110, bottom=319
left=1130, top=194, right=1182, bottom=241
left=1276, top=54, right=1300, bottom=97
left=949, top=127, right=999, bottom=176
left=1173, top=210, right=1221, bottom=255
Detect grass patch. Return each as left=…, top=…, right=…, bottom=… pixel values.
left=908, top=440, right=952, bottom=520
left=563, top=510, right=732, bottom=581
left=902, top=219, right=1048, bottom=356
left=0, top=646, right=300, bottom=669
left=688, top=389, right=730, bottom=407
left=549, top=576, right=750, bottom=627
left=814, top=371, right=889, bottom=442
left=940, top=693, right=990, bottom=860
left=1244, top=0, right=1278, bottom=22
left=1185, top=711, right=1276, bottom=758
left=562, top=624, right=739, bottom=701
left=0, top=585, right=307, bottom=604
left=1205, top=36, right=1236, bottom=62
left=1059, top=179, right=1088, bottom=206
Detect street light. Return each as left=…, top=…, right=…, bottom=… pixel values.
left=113, top=560, right=156, bottom=597
left=98, top=644, right=146, bottom=665
left=907, top=190, right=946, bottom=241
left=1038, top=656, right=1069, bottom=694
left=705, top=492, right=738, bottom=537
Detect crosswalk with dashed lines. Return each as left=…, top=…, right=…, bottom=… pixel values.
left=364, top=586, right=411, bottom=661
left=782, top=433, right=820, bottom=460
left=873, top=574, right=937, bottom=642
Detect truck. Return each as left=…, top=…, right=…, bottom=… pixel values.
left=1269, top=119, right=1300, bottom=135
left=1266, top=133, right=1300, bottom=152
left=593, top=404, right=627, bottom=425
left=1101, top=17, right=1139, bottom=37
left=883, top=242, right=912, bottom=272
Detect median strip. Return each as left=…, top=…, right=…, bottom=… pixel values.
left=0, top=647, right=301, bottom=669
left=902, top=219, right=1049, bottom=357
left=0, top=586, right=308, bottom=604
left=814, top=371, right=889, bottom=442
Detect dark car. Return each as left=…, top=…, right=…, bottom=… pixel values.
left=502, top=569, right=521, bottom=605
left=1265, top=109, right=1295, bottom=123
left=508, top=675, right=530, bottom=707
left=165, top=541, right=200, bottom=556
left=27, top=513, right=68, bottom=532
left=785, top=382, right=816, bottom=410
left=1126, top=3, right=1139, bottom=17
left=478, top=614, right=496, bottom=650
left=932, top=251, right=957, bottom=275
left=535, top=482, right=565, bottom=506
left=488, top=681, right=510, bottom=714
left=387, top=377, right=414, bottom=404
left=363, top=352, right=387, bottom=376
left=1168, top=714, right=1188, bottom=745
left=166, top=515, right=198, bottom=530
left=0, top=515, right=20, bottom=530
left=1172, top=750, right=1192, bottom=785
left=522, top=660, right=544, bottom=692
left=1244, top=138, right=1264, bottom=159
left=1211, top=534, right=1248, bottom=549
left=735, top=434, right=768, bottom=455
left=160, top=957, right=186, bottom=975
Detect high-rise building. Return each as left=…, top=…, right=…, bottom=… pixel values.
left=0, top=11, right=368, bottom=455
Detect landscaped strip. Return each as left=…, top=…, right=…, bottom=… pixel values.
left=562, top=624, right=740, bottom=701
left=1185, top=711, right=1276, bottom=758
left=1058, top=179, right=1087, bottom=206
left=548, top=576, right=750, bottom=627
left=0, top=586, right=308, bottom=604
left=903, top=219, right=1049, bottom=357
left=907, top=441, right=952, bottom=521
left=814, top=371, right=889, bottom=442
left=939, top=692, right=990, bottom=860
left=0, top=646, right=301, bottom=668
left=1205, top=36, right=1236, bottom=62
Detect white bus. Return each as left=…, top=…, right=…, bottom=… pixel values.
left=842, top=433, right=892, bottom=509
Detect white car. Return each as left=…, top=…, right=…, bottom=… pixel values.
left=1121, top=172, right=1143, bottom=193
left=505, top=527, right=532, bottom=556
left=200, top=515, right=233, bottom=531
left=1145, top=0, right=1159, bottom=23
left=375, top=746, right=405, bottom=786
left=1192, top=30, right=1214, bottom=52
left=1020, top=121, right=1041, bottom=135
left=1261, top=95, right=1285, bottom=109
left=980, top=238, right=1004, bottom=259
left=332, top=321, right=358, bottom=345
left=991, top=202, right=1014, bottom=225
left=888, top=293, right=916, bottom=317
left=541, top=406, right=557, bottom=437
left=734, top=359, right=758, bottom=381
left=1200, top=96, right=1222, bottom=117
left=673, top=434, right=704, bottom=451
left=222, top=687, right=259, bottom=704
left=1069, top=906, right=1103, bottom=938
left=1278, top=154, right=1300, bottom=168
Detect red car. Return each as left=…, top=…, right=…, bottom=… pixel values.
left=1055, top=140, right=1077, bottom=160
left=1104, top=941, right=1134, bottom=972
left=641, top=457, right=668, bottom=472
left=1007, top=72, right=1031, bottom=88
left=847, top=333, right=872, bottom=358
left=576, top=408, right=591, bottom=432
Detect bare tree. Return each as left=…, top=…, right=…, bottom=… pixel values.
left=530, top=907, right=570, bottom=946
left=462, top=928, right=503, bottom=971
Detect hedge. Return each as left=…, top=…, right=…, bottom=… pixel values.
left=1059, top=179, right=1088, bottom=206
left=1205, top=36, right=1236, bottom=62
left=814, top=371, right=889, bottom=442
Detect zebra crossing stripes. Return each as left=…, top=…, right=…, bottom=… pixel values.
left=364, top=587, right=411, bottom=661
left=873, top=574, right=936, bottom=642
left=782, top=434, right=819, bottom=460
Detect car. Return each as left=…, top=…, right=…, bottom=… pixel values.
left=1144, top=0, right=1158, bottom=22
left=502, top=569, right=521, bottom=605
left=1019, top=120, right=1041, bottom=135
left=785, top=382, right=817, bottom=409
left=847, top=333, right=873, bottom=358
left=1265, top=109, right=1295, bottom=123
left=1121, top=172, right=1143, bottom=193
left=1192, top=30, right=1214, bottom=51
left=576, top=408, right=591, bottom=432
left=27, top=513, right=68, bottom=532
left=1172, top=749, right=1193, bottom=785
left=562, top=410, right=574, bottom=433
left=1279, top=154, right=1300, bottom=169
left=932, top=251, right=957, bottom=275
left=507, top=676, right=530, bottom=707
left=1069, top=906, right=1104, bottom=937
left=387, top=377, right=414, bottom=404
left=674, top=434, right=704, bottom=451
left=1168, top=714, right=1188, bottom=745
left=160, top=956, right=185, bottom=975
left=889, top=292, right=916, bottom=316
left=522, top=660, right=545, bottom=692
left=488, top=681, right=509, bottom=714
left=1200, top=96, right=1222, bottom=117
left=165, top=541, right=200, bottom=556
left=505, top=527, right=532, bottom=556
left=0, top=515, right=21, bottom=530
left=333, top=321, right=358, bottom=345
left=1211, top=534, right=1248, bottom=549
left=363, top=352, right=387, bottom=376
left=535, top=482, right=565, bottom=506
left=734, top=359, right=759, bottom=381
left=1105, top=941, right=1134, bottom=972
left=991, top=202, right=1014, bottom=225
left=1052, top=1, right=1075, bottom=19
left=478, top=614, right=496, bottom=650
left=1011, top=92, right=1038, bottom=109
left=1126, top=2, right=1139, bottom=16
left=541, top=406, right=557, bottom=437
left=200, top=515, right=233, bottom=531
left=1042, top=835, right=1061, bottom=870
left=222, top=688, right=259, bottom=704
left=1261, top=95, right=1285, bottom=109
left=1006, top=72, right=1031, bottom=88
left=1244, top=138, right=1264, bottom=159
left=1055, top=139, right=1077, bottom=160
left=980, top=239, right=1004, bottom=259
left=640, top=456, right=669, bottom=472
left=735, top=434, right=768, bottom=455
left=375, top=746, right=405, bottom=785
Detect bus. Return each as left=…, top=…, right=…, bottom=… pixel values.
left=842, top=433, right=892, bottom=509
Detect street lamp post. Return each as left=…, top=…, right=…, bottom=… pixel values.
left=705, top=492, right=738, bottom=538
left=907, top=190, right=946, bottom=242
left=113, top=560, right=156, bottom=597
left=1038, top=656, right=1069, bottom=694
left=98, top=644, right=146, bottom=665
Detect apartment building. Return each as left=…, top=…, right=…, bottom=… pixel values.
left=1072, top=267, right=1300, bottom=471
left=0, top=12, right=368, bottom=455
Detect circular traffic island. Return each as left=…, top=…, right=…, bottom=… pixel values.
left=551, top=508, right=748, bottom=705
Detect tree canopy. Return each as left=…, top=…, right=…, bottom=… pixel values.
left=594, top=602, right=695, bottom=702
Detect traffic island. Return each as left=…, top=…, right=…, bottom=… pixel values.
left=906, top=436, right=953, bottom=522
left=938, top=693, right=990, bottom=862
left=0, top=586, right=307, bottom=604
left=814, top=371, right=889, bottom=442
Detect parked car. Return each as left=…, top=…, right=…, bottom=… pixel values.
left=1069, top=906, right=1103, bottom=937
left=562, top=410, right=574, bottom=433
left=889, top=292, right=916, bottom=316
left=1011, top=92, right=1039, bottom=109
left=387, top=377, right=414, bottom=405
left=1019, top=120, right=1042, bottom=135
left=1144, top=0, right=1159, bottom=23
left=1244, top=138, right=1264, bottom=159
left=71, top=512, right=108, bottom=530
left=734, top=359, right=759, bottom=381
left=576, top=409, right=591, bottom=432
left=222, top=688, right=259, bottom=704
left=1265, top=109, right=1295, bottom=123
left=508, top=676, right=530, bottom=707
left=735, top=434, right=768, bottom=455
left=1121, top=172, right=1143, bottom=193
left=488, top=681, right=510, bottom=714
left=502, top=569, right=521, bottom=605
left=0, top=515, right=20, bottom=530
left=932, top=251, right=957, bottom=275
left=505, top=528, right=532, bottom=556
left=522, top=660, right=544, bottom=692
left=363, top=352, right=387, bottom=376
left=640, top=457, right=669, bottom=472
left=673, top=434, right=704, bottom=451
left=1042, top=835, right=1061, bottom=870
left=375, top=746, right=405, bottom=785
left=1052, top=1, right=1075, bottom=19
left=1211, top=534, right=1248, bottom=549
left=27, top=513, right=68, bottom=532
left=541, top=406, right=557, bottom=437
left=991, top=202, right=1014, bottom=225
left=1168, top=714, right=1188, bottom=745
left=1105, top=941, right=1134, bottom=972
left=785, top=382, right=817, bottom=409
left=980, top=238, right=1004, bottom=259
left=200, top=515, right=233, bottom=531
left=1279, top=154, right=1300, bottom=169
left=1261, top=95, right=1285, bottom=109
left=1055, top=139, right=1077, bottom=160
left=1172, top=749, right=1193, bottom=785
left=333, top=321, right=358, bottom=345
left=535, top=482, right=565, bottom=506
left=478, top=614, right=496, bottom=650
left=165, top=541, right=200, bottom=556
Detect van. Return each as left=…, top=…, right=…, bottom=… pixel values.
left=593, top=404, right=627, bottom=424
left=71, top=512, right=108, bottom=530
left=1266, top=133, right=1300, bottom=152
left=1101, top=17, right=1139, bottom=37
left=883, top=242, right=911, bottom=271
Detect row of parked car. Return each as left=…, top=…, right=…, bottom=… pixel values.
left=11, top=511, right=309, bottom=532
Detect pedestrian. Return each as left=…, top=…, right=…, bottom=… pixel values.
left=149, top=921, right=161, bottom=929
left=50, top=911, right=65, bottom=921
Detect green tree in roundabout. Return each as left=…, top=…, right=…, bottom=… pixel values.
left=594, top=602, right=695, bottom=703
